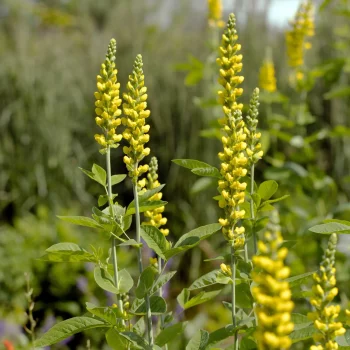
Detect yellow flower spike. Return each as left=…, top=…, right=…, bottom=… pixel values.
left=122, top=54, right=151, bottom=181
left=252, top=221, right=294, bottom=350
left=208, top=0, right=225, bottom=28
left=217, top=15, right=247, bottom=248
left=94, top=38, right=122, bottom=151
left=245, top=88, right=263, bottom=166
left=259, top=53, right=277, bottom=93
left=310, top=233, right=345, bottom=350
left=285, top=0, right=314, bottom=68
left=141, top=157, right=169, bottom=237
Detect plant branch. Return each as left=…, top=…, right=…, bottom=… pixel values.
left=132, top=181, right=154, bottom=346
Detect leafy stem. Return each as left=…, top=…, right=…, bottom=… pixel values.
left=230, top=245, right=238, bottom=350
left=106, top=146, right=125, bottom=323
left=132, top=179, right=154, bottom=347
left=251, top=163, right=257, bottom=255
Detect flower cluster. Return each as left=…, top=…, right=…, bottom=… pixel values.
left=252, top=227, right=294, bottom=350
left=208, top=0, right=225, bottom=28
left=142, top=157, right=169, bottom=236
left=285, top=0, right=314, bottom=68
left=94, top=38, right=123, bottom=149
left=217, top=14, right=248, bottom=250
left=245, top=88, right=263, bottom=166
left=309, top=233, right=346, bottom=350
left=122, top=54, right=151, bottom=181
left=259, top=59, right=277, bottom=93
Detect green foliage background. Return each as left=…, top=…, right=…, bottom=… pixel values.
left=0, top=0, right=350, bottom=348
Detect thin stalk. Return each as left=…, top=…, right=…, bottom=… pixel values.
left=230, top=245, right=238, bottom=349
left=106, top=147, right=124, bottom=321
left=250, top=164, right=257, bottom=255
left=157, top=256, right=168, bottom=350
left=133, top=181, right=154, bottom=347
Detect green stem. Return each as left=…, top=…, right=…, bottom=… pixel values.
left=250, top=164, right=257, bottom=255
left=230, top=245, right=237, bottom=348
left=157, top=256, right=168, bottom=350
left=106, top=147, right=124, bottom=323
left=132, top=181, right=154, bottom=347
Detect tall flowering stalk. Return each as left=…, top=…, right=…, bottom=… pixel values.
left=122, top=54, right=154, bottom=345
left=208, top=0, right=225, bottom=28
left=142, top=157, right=169, bottom=346
left=285, top=0, right=314, bottom=69
left=245, top=88, right=263, bottom=254
left=259, top=57, right=277, bottom=94
left=252, top=217, right=294, bottom=350
left=94, top=38, right=124, bottom=318
left=217, top=14, right=247, bottom=348
left=309, top=233, right=346, bottom=350
left=142, top=157, right=169, bottom=237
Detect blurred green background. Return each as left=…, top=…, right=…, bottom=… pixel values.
left=0, top=0, right=350, bottom=348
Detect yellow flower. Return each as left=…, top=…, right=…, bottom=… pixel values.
left=285, top=0, right=314, bottom=68
left=122, top=54, right=151, bottom=181
left=142, top=157, right=169, bottom=237
left=220, top=263, right=232, bottom=276
left=259, top=59, right=277, bottom=93
left=217, top=13, right=248, bottom=250
left=310, top=233, right=346, bottom=349
left=208, top=0, right=225, bottom=28
left=252, top=227, right=294, bottom=350
left=94, top=39, right=122, bottom=149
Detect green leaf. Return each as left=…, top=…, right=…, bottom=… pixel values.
left=177, top=288, right=190, bottom=309
left=265, top=194, right=290, bottom=204
left=132, top=296, right=167, bottom=315
left=57, top=216, right=102, bottom=229
left=184, top=290, right=222, bottom=310
left=309, top=222, right=350, bottom=234
left=34, top=316, right=108, bottom=347
left=290, top=313, right=312, bottom=330
left=98, top=194, right=117, bottom=207
left=139, top=185, right=165, bottom=202
left=141, top=225, right=167, bottom=260
left=186, top=329, right=209, bottom=350
left=287, top=271, right=315, bottom=288
left=191, top=166, right=221, bottom=178
left=126, top=200, right=167, bottom=216
left=206, top=325, right=236, bottom=348
left=92, top=163, right=107, bottom=186
left=133, top=317, right=145, bottom=337
left=135, top=267, right=157, bottom=299
left=188, top=270, right=231, bottom=290
left=257, top=180, right=278, bottom=200
left=150, top=271, right=177, bottom=296
left=94, top=266, right=119, bottom=294
left=111, top=174, right=127, bottom=186
left=290, top=325, right=317, bottom=343
left=130, top=272, right=176, bottom=313
left=118, top=239, right=141, bottom=247
left=172, top=159, right=215, bottom=171
left=156, top=322, right=187, bottom=347
left=223, top=284, right=253, bottom=309
left=39, top=243, right=97, bottom=263
left=106, top=328, right=130, bottom=349
left=175, top=223, right=221, bottom=248
left=164, top=223, right=221, bottom=260
left=117, top=269, right=134, bottom=294
left=79, top=168, right=97, bottom=183
left=86, top=303, right=124, bottom=324
left=324, top=86, right=350, bottom=99
left=120, top=331, right=151, bottom=349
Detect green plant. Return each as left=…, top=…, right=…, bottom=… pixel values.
left=28, top=5, right=350, bottom=350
